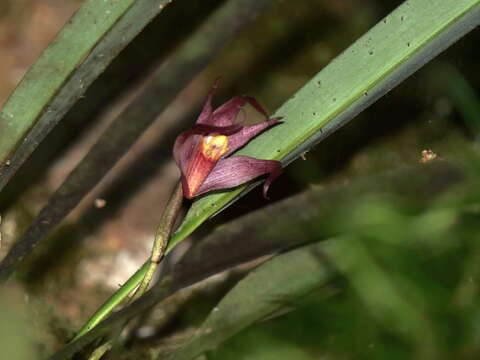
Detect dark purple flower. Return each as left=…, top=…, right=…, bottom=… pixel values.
left=173, top=82, right=282, bottom=199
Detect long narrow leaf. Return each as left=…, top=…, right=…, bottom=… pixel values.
left=0, top=0, right=172, bottom=190
left=167, top=0, right=480, bottom=252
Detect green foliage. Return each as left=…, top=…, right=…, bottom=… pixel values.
left=185, top=160, right=480, bottom=359
left=0, top=0, right=171, bottom=189
left=170, top=242, right=334, bottom=360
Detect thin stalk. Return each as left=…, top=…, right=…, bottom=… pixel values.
left=134, top=182, right=183, bottom=299
left=84, top=182, right=183, bottom=358
left=73, top=182, right=183, bottom=341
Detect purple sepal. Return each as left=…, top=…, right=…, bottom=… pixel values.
left=197, top=156, right=282, bottom=199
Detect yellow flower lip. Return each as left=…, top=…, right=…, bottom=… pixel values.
left=201, top=134, right=229, bottom=161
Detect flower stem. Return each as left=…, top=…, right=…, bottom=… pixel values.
left=133, top=182, right=183, bottom=299
left=72, top=182, right=183, bottom=341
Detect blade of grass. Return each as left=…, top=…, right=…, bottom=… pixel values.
left=0, top=0, right=173, bottom=191
left=167, top=0, right=480, bottom=252
left=0, top=0, right=275, bottom=282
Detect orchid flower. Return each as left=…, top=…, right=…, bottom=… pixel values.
left=173, top=82, right=282, bottom=199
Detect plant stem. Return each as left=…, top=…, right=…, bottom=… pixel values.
left=84, top=182, right=183, bottom=359
left=73, top=182, right=183, bottom=342
left=133, top=182, right=183, bottom=299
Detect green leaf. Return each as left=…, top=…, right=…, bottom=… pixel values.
left=169, top=242, right=334, bottom=360
left=0, top=0, right=172, bottom=190
left=167, top=0, right=480, bottom=253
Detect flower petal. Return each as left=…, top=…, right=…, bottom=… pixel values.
left=181, top=140, right=219, bottom=199
left=196, top=80, right=219, bottom=125
left=223, top=117, right=282, bottom=157
left=197, top=156, right=282, bottom=198
left=212, top=96, right=269, bottom=127
left=174, top=120, right=244, bottom=174
left=173, top=131, right=201, bottom=176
